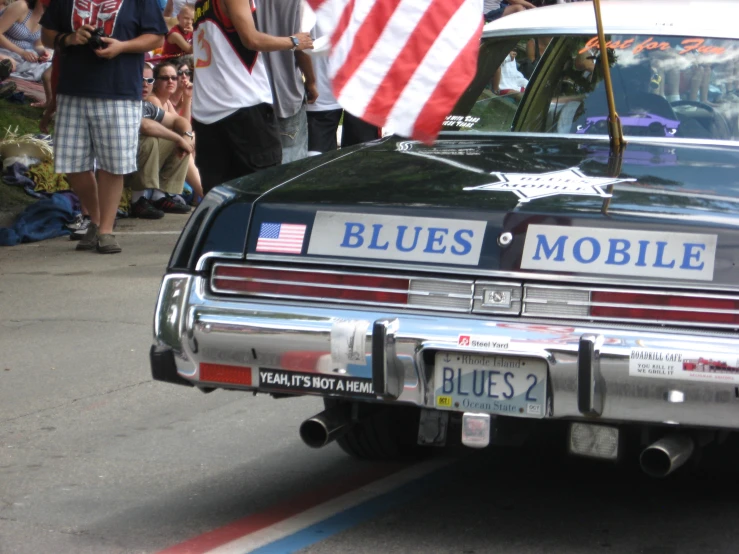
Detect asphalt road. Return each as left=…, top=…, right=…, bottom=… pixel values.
left=2, top=214, right=739, bottom=554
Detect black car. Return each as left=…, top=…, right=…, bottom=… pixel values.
left=152, top=0, right=739, bottom=477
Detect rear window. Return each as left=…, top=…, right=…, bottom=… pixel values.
left=447, top=34, right=739, bottom=142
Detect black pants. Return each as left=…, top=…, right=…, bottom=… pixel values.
left=193, top=103, right=282, bottom=193
left=306, top=109, right=381, bottom=153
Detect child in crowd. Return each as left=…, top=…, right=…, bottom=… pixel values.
left=161, top=4, right=193, bottom=58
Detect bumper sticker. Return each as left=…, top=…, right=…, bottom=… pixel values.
left=258, top=368, right=375, bottom=397
left=521, top=224, right=717, bottom=281
left=457, top=334, right=510, bottom=350
left=629, top=348, right=739, bottom=384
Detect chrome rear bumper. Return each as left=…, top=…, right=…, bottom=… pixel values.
left=154, top=274, right=739, bottom=429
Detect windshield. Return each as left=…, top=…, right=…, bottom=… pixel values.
left=446, top=34, right=739, bottom=142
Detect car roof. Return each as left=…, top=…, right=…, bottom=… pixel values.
left=482, top=0, right=739, bottom=40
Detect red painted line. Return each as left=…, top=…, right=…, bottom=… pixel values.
left=157, top=463, right=406, bottom=554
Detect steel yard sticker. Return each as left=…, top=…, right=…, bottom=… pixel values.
left=629, top=348, right=739, bottom=384
left=458, top=335, right=510, bottom=350
left=521, top=224, right=717, bottom=281
left=463, top=168, right=635, bottom=202
left=308, top=211, right=487, bottom=265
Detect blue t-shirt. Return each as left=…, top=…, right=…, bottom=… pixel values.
left=40, top=0, right=168, bottom=101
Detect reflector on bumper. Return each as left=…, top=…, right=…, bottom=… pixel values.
left=568, top=422, right=619, bottom=460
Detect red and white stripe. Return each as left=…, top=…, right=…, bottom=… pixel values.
left=307, top=0, right=483, bottom=143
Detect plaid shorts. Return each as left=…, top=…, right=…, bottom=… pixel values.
left=54, top=95, right=142, bottom=175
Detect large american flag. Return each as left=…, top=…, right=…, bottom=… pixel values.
left=256, top=223, right=307, bottom=254
left=306, top=0, right=484, bottom=144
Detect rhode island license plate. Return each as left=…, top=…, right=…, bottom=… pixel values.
left=434, top=352, right=548, bottom=418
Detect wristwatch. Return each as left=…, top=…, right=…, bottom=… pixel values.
left=289, top=36, right=300, bottom=51
left=182, top=131, right=194, bottom=139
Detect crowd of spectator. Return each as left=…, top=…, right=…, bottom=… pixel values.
left=0, top=0, right=386, bottom=254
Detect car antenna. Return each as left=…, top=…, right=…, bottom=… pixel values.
left=591, top=0, right=625, bottom=213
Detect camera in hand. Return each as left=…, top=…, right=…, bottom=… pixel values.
left=88, top=28, right=108, bottom=50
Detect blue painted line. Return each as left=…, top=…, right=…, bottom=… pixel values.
left=247, top=466, right=450, bottom=554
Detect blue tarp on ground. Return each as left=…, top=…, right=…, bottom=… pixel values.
left=0, top=193, right=76, bottom=246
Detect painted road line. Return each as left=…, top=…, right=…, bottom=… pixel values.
left=248, top=460, right=452, bottom=554
left=209, top=458, right=452, bottom=554
left=157, top=463, right=406, bottom=554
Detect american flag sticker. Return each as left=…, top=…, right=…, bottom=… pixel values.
left=255, top=223, right=307, bottom=254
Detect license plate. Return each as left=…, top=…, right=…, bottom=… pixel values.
left=433, top=352, right=548, bottom=418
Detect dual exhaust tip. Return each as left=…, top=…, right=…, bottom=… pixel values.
left=639, top=433, right=695, bottom=478
left=299, top=405, right=353, bottom=449
left=301, top=406, right=697, bottom=478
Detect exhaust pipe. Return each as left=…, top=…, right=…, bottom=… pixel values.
left=299, top=405, right=354, bottom=448
left=639, top=433, right=694, bottom=478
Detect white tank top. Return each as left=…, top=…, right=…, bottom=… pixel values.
left=192, top=0, right=273, bottom=124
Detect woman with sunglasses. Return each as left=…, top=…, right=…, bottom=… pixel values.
left=170, top=56, right=193, bottom=120
left=149, top=59, right=204, bottom=205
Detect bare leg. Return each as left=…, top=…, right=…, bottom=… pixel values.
left=492, top=67, right=501, bottom=93
left=66, top=171, right=100, bottom=225
left=96, top=170, right=124, bottom=235
left=31, top=67, right=52, bottom=109
left=186, top=156, right=204, bottom=200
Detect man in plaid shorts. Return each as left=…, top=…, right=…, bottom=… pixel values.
left=40, top=0, right=168, bottom=254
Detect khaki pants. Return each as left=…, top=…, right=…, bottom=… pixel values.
left=125, top=135, right=189, bottom=194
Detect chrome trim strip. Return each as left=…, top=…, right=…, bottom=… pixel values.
left=196, top=252, right=242, bottom=271
left=435, top=131, right=739, bottom=149
left=526, top=283, right=739, bottom=300
left=244, top=254, right=739, bottom=293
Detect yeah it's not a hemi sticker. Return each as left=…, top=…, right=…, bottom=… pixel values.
left=308, top=211, right=487, bottom=265
left=521, top=224, right=717, bottom=281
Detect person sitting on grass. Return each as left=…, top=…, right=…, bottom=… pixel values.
left=161, top=5, right=193, bottom=58
left=0, top=0, right=53, bottom=108
left=127, top=63, right=194, bottom=218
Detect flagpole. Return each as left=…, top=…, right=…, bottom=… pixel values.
left=592, top=0, right=624, bottom=214
left=592, top=0, right=625, bottom=153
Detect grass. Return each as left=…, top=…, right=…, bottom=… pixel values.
left=0, top=99, right=47, bottom=213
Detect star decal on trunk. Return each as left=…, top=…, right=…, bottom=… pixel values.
left=463, top=168, right=636, bottom=202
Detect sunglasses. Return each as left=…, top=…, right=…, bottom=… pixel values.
left=157, top=75, right=178, bottom=81
left=143, top=77, right=155, bottom=84
left=177, top=70, right=192, bottom=77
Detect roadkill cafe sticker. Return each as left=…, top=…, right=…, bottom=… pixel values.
left=464, top=167, right=636, bottom=202
left=259, top=368, right=375, bottom=398
left=629, top=348, right=739, bottom=384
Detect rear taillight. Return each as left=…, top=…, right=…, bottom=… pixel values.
left=591, top=291, right=739, bottom=325
left=524, top=285, right=739, bottom=329
left=212, top=265, right=409, bottom=304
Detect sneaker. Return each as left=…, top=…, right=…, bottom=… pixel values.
left=0, top=59, right=12, bottom=81
left=97, top=233, right=121, bottom=254
left=69, top=217, right=91, bottom=240
left=130, top=197, right=164, bottom=219
left=0, top=81, right=16, bottom=100
left=153, top=195, right=191, bottom=214
left=75, top=222, right=99, bottom=251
